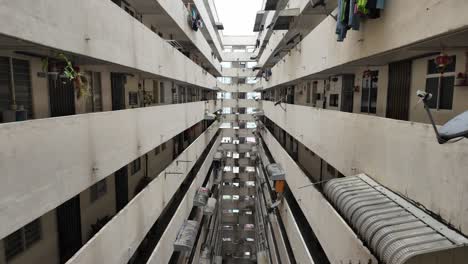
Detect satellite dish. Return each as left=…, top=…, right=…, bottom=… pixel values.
left=417, top=90, right=468, bottom=144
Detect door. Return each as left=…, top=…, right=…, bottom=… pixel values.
left=360, top=71, right=379, bottom=114
left=340, top=74, right=355, bottom=113
left=111, top=73, right=126, bottom=110
left=0, top=57, right=10, bottom=121
left=85, top=72, right=103, bottom=113
left=12, top=58, right=33, bottom=118
left=56, top=195, right=82, bottom=263
left=49, top=76, right=75, bottom=117
left=386, top=60, right=412, bottom=120
left=114, top=166, right=129, bottom=212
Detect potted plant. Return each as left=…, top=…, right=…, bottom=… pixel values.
left=455, top=72, right=466, bottom=86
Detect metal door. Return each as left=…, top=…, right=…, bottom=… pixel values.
left=56, top=195, right=82, bottom=263
left=386, top=60, right=412, bottom=120
left=49, top=76, right=75, bottom=117
left=111, top=73, right=126, bottom=110
left=115, top=166, right=129, bottom=212
left=340, top=74, right=355, bottom=113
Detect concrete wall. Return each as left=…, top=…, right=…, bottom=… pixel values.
left=261, top=127, right=377, bottom=263
left=0, top=211, right=59, bottom=264
left=0, top=0, right=217, bottom=89
left=0, top=100, right=219, bottom=240
left=260, top=0, right=468, bottom=89
left=67, top=122, right=220, bottom=264
left=277, top=199, right=315, bottom=264
left=222, top=68, right=255, bottom=78
left=222, top=99, right=259, bottom=108
left=263, top=100, right=468, bottom=234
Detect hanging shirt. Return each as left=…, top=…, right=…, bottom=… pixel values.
left=376, top=0, right=385, bottom=9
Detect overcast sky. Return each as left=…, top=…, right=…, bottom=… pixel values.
left=214, top=0, right=263, bottom=36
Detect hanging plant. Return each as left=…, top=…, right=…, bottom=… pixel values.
left=41, top=57, right=49, bottom=73
left=143, top=92, right=154, bottom=106
left=57, top=53, right=90, bottom=98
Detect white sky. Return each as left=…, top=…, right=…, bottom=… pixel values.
left=213, top=0, right=263, bottom=36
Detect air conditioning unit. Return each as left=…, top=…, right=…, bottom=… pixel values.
left=174, top=220, right=199, bottom=252
left=266, top=163, right=285, bottom=181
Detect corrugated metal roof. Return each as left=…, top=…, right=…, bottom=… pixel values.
left=324, top=174, right=468, bottom=264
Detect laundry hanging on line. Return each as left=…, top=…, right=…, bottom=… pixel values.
left=336, top=0, right=385, bottom=42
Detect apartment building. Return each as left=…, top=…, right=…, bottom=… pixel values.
left=0, top=0, right=467, bottom=264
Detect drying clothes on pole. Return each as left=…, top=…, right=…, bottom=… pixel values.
left=336, top=0, right=385, bottom=41
left=365, top=0, right=381, bottom=19
left=189, top=8, right=203, bottom=31
left=348, top=0, right=361, bottom=30
left=357, top=0, right=369, bottom=15
left=336, top=0, right=351, bottom=41
left=376, top=0, right=385, bottom=9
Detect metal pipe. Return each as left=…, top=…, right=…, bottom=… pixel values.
left=8, top=57, right=16, bottom=109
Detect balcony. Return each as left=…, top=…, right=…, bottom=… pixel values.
left=0, top=100, right=220, bottom=240
left=262, top=100, right=468, bottom=234
left=0, top=0, right=217, bottom=89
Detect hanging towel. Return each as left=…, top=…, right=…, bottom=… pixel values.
left=348, top=0, right=360, bottom=30
left=357, top=0, right=368, bottom=15
left=376, top=0, right=385, bottom=9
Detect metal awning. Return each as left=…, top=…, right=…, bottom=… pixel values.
left=324, top=174, right=468, bottom=264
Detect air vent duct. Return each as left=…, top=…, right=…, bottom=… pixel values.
left=324, top=174, right=468, bottom=264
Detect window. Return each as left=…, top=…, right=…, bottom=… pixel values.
left=221, top=61, right=232, bottom=68
left=246, top=77, right=257, bottom=84
left=312, top=81, right=318, bottom=105
left=217, top=77, right=232, bottom=84
left=131, top=158, right=141, bottom=175
left=128, top=91, right=138, bottom=106
left=247, top=92, right=261, bottom=100
left=4, top=219, right=42, bottom=261
left=329, top=94, right=339, bottom=107
left=155, top=146, right=160, bottom=155
left=306, top=82, right=311, bottom=104
left=425, top=56, right=456, bottom=110
left=0, top=57, right=33, bottom=122
left=162, top=142, right=167, bottom=151
left=90, top=179, right=107, bottom=202
left=360, top=71, right=379, bottom=113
